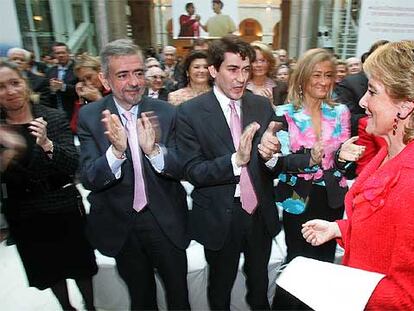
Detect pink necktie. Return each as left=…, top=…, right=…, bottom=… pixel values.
left=228, top=101, right=258, bottom=214
left=123, top=111, right=148, bottom=212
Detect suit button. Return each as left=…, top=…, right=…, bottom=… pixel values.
left=226, top=208, right=232, bottom=213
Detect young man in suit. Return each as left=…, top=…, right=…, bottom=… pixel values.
left=77, top=39, right=190, bottom=310
left=46, top=42, right=78, bottom=120
left=176, top=35, right=282, bottom=310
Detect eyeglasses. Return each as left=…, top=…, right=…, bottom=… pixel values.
left=254, top=59, right=268, bottom=64
left=149, top=75, right=164, bottom=79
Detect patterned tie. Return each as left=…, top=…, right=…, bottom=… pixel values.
left=123, top=111, right=148, bottom=212
left=228, top=101, right=258, bottom=214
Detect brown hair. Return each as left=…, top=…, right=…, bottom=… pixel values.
left=250, top=41, right=276, bottom=78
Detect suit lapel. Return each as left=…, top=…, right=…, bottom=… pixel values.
left=202, top=91, right=235, bottom=153
left=241, top=94, right=256, bottom=129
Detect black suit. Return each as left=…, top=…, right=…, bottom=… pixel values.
left=46, top=61, right=78, bottom=120
left=78, top=95, right=190, bottom=310
left=335, top=71, right=368, bottom=136
left=177, top=90, right=281, bottom=310
left=143, top=87, right=170, bottom=101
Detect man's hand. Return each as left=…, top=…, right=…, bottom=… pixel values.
left=137, top=111, right=161, bottom=157
left=258, top=121, right=282, bottom=161
left=50, top=78, right=64, bottom=92
left=102, top=109, right=127, bottom=158
left=235, top=122, right=260, bottom=167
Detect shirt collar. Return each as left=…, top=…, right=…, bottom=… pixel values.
left=113, top=97, right=139, bottom=124
left=213, top=85, right=241, bottom=113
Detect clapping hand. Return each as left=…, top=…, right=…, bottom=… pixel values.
left=310, top=140, right=324, bottom=166
left=258, top=121, right=282, bottom=161
left=0, top=126, right=26, bottom=171
left=102, top=109, right=127, bottom=158
left=235, top=122, right=260, bottom=167
left=28, top=117, right=52, bottom=150
left=137, top=111, right=161, bottom=157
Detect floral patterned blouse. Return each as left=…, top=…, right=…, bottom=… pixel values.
left=275, top=101, right=351, bottom=214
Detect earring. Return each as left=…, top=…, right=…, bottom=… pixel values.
left=392, top=115, right=399, bottom=135
left=299, top=85, right=303, bottom=100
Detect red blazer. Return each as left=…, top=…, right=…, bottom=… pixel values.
left=355, top=117, right=386, bottom=175
left=337, top=141, right=414, bottom=310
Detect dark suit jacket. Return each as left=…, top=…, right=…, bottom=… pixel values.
left=335, top=71, right=368, bottom=136
left=77, top=95, right=190, bottom=257
left=143, top=87, right=170, bottom=101
left=46, top=61, right=78, bottom=120
left=176, top=90, right=282, bottom=251
left=1, top=104, right=80, bottom=216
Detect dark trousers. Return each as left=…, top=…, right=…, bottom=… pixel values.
left=205, top=202, right=272, bottom=311
left=272, top=184, right=344, bottom=310
left=115, top=208, right=190, bottom=311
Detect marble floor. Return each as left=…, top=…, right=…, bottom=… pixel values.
left=0, top=241, right=100, bottom=311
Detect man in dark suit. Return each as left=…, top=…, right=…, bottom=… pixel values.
left=143, top=66, right=170, bottom=101
left=77, top=39, right=190, bottom=310
left=335, top=71, right=367, bottom=136
left=176, top=35, right=282, bottom=310
left=46, top=42, right=78, bottom=120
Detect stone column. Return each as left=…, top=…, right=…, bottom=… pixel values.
left=107, top=0, right=128, bottom=41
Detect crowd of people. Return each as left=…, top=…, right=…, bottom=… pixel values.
left=0, top=22, right=413, bottom=311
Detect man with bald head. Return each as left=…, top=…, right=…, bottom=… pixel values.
left=346, top=57, right=362, bottom=75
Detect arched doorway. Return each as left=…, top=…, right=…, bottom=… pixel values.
left=239, top=18, right=262, bottom=43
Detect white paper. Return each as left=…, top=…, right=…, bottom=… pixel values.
left=276, top=256, right=385, bottom=311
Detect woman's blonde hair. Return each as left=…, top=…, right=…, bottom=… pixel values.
left=287, top=48, right=336, bottom=110
left=363, top=40, right=414, bottom=143
left=250, top=41, right=276, bottom=78
left=74, top=53, right=101, bottom=74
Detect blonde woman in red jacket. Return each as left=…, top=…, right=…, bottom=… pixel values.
left=302, top=40, right=414, bottom=310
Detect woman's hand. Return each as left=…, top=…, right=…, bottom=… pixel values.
left=76, top=82, right=102, bottom=103
left=259, top=88, right=274, bottom=104
left=310, top=140, right=324, bottom=166
left=301, top=219, right=341, bottom=246
left=0, top=126, right=26, bottom=171
left=28, top=117, right=53, bottom=152
left=338, top=136, right=366, bottom=162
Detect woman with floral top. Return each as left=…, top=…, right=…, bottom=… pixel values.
left=269, top=48, right=364, bottom=310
